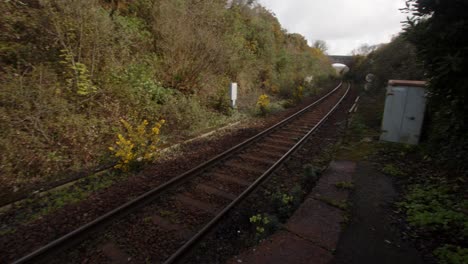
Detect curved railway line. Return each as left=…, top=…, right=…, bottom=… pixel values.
left=12, top=81, right=352, bottom=264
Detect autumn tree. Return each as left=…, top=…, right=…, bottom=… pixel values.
left=312, top=40, right=328, bottom=54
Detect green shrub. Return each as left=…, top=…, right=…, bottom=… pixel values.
left=349, top=114, right=369, bottom=138
left=60, top=49, right=97, bottom=96
left=208, top=88, right=233, bottom=116
left=434, top=245, right=468, bottom=264
left=302, top=164, right=321, bottom=188
left=249, top=213, right=280, bottom=240
left=271, top=185, right=304, bottom=221
left=161, top=94, right=231, bottom=137
left=271, top=192, right=294, bottom=220
left=399, top=184, right=468, bottom=237
left=281, top=99, right=294, bottom=109
left=115, top=63, right=174, bottom=105
left=290, top=185, right=304, bottom=207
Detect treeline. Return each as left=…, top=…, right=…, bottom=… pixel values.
left=348, top=0, right=468, bottom=172
left=346, top=34, right=424, bottom=90
left=0, top=0, right=334, bottom=187
left=403, top=0, right=468, bottom=171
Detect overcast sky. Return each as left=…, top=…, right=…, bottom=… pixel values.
left=258, top=0, right=408, bottom=55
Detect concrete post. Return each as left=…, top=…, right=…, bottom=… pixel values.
left=230, top=83, right=238, bottom=108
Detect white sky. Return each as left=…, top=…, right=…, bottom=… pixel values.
left=258, top=0, right=408, bottom=55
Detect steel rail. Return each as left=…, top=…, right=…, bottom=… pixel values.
left=12, top=82, right=344, bottom=264
left=164, top=82, right=351, bottom=264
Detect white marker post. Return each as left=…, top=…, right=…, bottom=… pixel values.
left=230, top=83, right=238, bottom=108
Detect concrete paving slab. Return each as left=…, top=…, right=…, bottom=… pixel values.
left=332, top=162, right=424, bottom=264
left=228, top=231, right=333, bottom=264
left=286, top=198, right=344, bottom=251
left=313, top=161, right=356, bottom=202
left=285, top=161, right=355, bottom=251
left=227, top=160, right=357, bottom=263
left=328, top=161, right=356, bottom=175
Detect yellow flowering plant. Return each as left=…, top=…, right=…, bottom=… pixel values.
left=293, top=85, right=304, bottom=102
left=257, top=94, right=270, bottom=116
left=109, top=119, right=165, bottom=171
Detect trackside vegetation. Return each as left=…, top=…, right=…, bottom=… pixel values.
left=0, top=0, right=336, bottom=189
left=400, top=2, right=468, bottom=261
left=345, top=1, right=467, bottom=261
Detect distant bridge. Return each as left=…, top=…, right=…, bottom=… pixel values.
left=328, top=55, right=354, bottom=66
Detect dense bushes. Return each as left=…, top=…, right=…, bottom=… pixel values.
left=402, top=0, right=468, bottom=171
left=395, top=159, right=468, bottom=263
left=400, top=184, right=467, bottom=236
left=346, top=0, right=468, bottom=172
left=0, top=0, right=334, bottom=187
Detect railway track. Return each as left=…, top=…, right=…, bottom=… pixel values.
left=12, top=82, right=351, bottom=264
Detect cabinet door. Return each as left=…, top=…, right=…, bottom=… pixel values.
left=380, top=87, right=407, bottom=143
left=400, top=87, right=426, bottom=144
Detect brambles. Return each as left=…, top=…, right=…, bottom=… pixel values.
left=256, top=94, right=270, bottom=116
left=109, top=119, right=165, bottom=171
